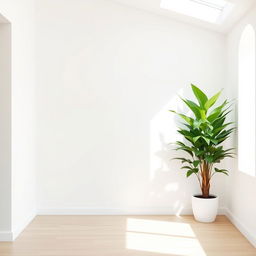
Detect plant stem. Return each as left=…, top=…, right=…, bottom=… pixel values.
left=201, top=160, right=210, bottom=198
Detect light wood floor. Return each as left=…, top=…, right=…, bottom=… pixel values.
left=0, top=215, right=255, bottom=256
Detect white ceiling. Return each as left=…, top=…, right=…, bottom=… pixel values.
left=108, top=0, right=256, bottom=33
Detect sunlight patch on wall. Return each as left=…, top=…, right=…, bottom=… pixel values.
left=164, top=182, right=179, bottom=192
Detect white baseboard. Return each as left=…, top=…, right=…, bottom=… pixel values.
left=37, top=207, right=182, bottom=215
left=37, top=207, right=226, bottom=215
left=225, top=208, right=256, bottom=248
left=0, top=212, right=36, bottom=241
left=12, top=212, right=36, bottom=241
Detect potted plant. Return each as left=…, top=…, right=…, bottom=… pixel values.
left=170, top=84, right=234, bottom=223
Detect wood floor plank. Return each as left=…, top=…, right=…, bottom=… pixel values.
left=0, top=215, right=255, bottom=256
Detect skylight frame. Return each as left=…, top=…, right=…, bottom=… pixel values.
left=190, top=0, right=225, bottom=11
left=160, top=0, right=234, bottom=24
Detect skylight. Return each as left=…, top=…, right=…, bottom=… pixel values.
left=160, top=0, right=234, bottom=24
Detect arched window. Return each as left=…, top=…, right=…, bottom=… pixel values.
left=238, top=24, right=256, bottom=176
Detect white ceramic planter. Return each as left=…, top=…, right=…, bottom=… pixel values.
left=192, top=195, right=218, bottom=223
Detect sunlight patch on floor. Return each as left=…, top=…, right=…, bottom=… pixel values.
left=127, top=218, right=195, bottom=237
left=126, top=218, right=206, bottom=256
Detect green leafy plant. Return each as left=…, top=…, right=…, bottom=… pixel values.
left=170, top=84, right=234, bottom=198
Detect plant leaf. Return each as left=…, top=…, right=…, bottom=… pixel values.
left=192, top=160, right=200, bottom=167
left=207, top=101, right=228, bottom=122
left=181, top=166, right=192, bottom=170
left=205, top=90, right=222, bottom=110
left=199, top=109, right=207, bottom=121
left=191, top=84, right=208, bottom=108
left=181, top=99, right=201, bottom=119
left=186, top=168, right=199, bottom=177
left=169, top=110, right=194, bottom=125
left=214, top=168, right=229, bottom=176
left=172, top=157, right=192, bottom=164
left=193, top=136, right=201, bottom=143
left=202, top=137, right=210, bottom=145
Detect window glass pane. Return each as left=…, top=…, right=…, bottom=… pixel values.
left=238, top=24, right=256, bottom=176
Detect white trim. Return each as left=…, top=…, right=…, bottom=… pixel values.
left=12, top=212, right=36, bottom=241
left=225, top=208, right=256, bottom=248
left=37, top=207, right=226, bottom=216
left=37, top=207, right=182, bottom=215
left=217, top=207, right=226, bottom=214
left=0, top=231, right=12, bottom=241
left=190, top=0, right=225, bottom=11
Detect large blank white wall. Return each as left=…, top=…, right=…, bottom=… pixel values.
left=226, top=5, right=256, bottom=247
left=36, top=0, right=226, bottom=214
left=0, top=0, right=36, bottom=240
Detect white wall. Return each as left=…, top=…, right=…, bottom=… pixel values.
left=0, top=0, right=254, bottom=244
left=226, top=5, right=256, bottom=247
left=36, top=0, right=227, bottom=214
left=0, top=20, right=11, bottom=236
left=0, top=0, right=36, bottom=240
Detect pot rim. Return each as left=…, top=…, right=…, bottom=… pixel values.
left=192, top=194, right=218, bottom=199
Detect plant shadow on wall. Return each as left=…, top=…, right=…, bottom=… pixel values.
left=149, top=87, right=197, bottom=214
